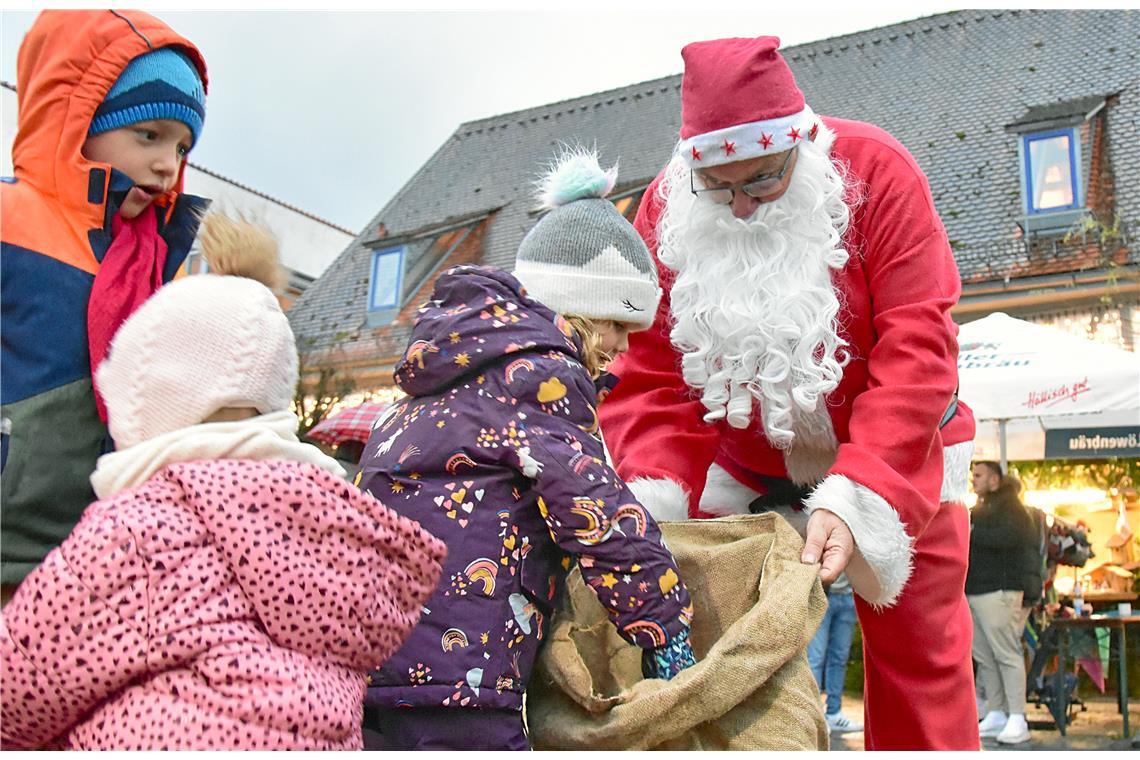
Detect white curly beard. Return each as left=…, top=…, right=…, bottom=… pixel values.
left=656, top=124, right=855, bottom=450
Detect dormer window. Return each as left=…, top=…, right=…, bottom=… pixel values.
left=363, top=216, right=488, bottom=328
left=1006, top=95, right=1105, bottom=235
left=1023, top=128, right=1079, bottom=215
left=366, top=245, right=406, bottom=326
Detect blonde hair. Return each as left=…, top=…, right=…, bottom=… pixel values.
left=562, top=313, right=614, bottom=379
left=196, top=212, right=284, bottom=292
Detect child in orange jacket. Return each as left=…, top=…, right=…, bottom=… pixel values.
left=2, top=10, right=212, bottom=591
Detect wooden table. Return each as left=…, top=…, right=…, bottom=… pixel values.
left=1049, top=613, right=1140, bottom=738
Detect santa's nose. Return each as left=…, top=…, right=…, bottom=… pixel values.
left=730, top=192, right=761, bottom=219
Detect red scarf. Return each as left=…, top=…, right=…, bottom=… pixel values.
left=88, top=211, right=170, bottom=422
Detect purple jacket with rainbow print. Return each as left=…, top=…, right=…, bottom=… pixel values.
left=358, top=266, right=692, bottom=711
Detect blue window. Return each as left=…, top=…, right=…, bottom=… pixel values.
left=1022, top=128, right=1080, bottom=215
left=367, top=246, right=405, bottom=325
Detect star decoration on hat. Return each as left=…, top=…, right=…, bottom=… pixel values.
left=788, top=126, right=801, bottom=142
left=809, top=122, right=819, bottom=141
left=722, top=139, right=736, bottom=156
left=691, top=146, right=702, bottom=162
left=758, top=133, right=773, bottom=149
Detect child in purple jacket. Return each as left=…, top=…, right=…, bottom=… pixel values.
left=357, top=148, right=696, bottom=750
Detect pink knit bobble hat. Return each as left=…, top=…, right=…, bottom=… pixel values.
left=97, top=216, right=295, bottom=449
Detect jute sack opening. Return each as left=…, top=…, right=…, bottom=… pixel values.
left=528, top=512, right=829, bottom=750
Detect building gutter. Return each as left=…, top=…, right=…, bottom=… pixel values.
left=955, top=263, right=1139, bottom=316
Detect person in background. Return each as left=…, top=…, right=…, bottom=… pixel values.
left=807, top=571, right=863, bottom=734
left=2, top=10, right=211, bottom=598
left=0, top=216, right=446, bottom=749
left=966, top=461, right=1038, bottom=745
left=356, top=148, right=695, bottom=751
left=977, top=501, right=1047, bottom=718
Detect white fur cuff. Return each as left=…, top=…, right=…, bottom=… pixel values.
left=626, top=477, right=691, bottom=522
left=804, top=474, right=914, bottom=608
left=940, top=441, right=974, bottom=504
left=698, top=462, right=759, bottom=517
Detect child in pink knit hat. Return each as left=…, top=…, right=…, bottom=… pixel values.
left=0, top=215, right=446, bottom=750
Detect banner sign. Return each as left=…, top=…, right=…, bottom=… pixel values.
left=957, top=313, right=1140, bottom=422
left=1044, top=426, right=1140, bottom=459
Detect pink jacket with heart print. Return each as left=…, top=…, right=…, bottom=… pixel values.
left=0, top=459, right=446, bottom=750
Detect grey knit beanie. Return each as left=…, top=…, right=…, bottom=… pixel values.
left=512, top=147, right=661, bottom=330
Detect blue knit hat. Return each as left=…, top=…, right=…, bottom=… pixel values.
left=89, top=47, right=206, bottom=147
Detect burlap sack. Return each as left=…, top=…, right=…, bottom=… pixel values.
left=527, top=512, right=829, bottom=750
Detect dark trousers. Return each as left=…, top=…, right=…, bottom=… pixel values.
left=362, top=705, right=529, bottom=751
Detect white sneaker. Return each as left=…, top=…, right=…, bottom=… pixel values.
left=978, top=710, right=1008, bottom=738
left=996, top=713, right=1030, bottom=745
left=825, top=711, right=863, bottom=733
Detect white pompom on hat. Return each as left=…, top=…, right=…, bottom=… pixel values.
left=97, top=215, right=297, bottom=449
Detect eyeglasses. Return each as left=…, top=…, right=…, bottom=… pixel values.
left=690, top=145, right=798, bottom=205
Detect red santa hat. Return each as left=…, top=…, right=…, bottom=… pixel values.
left=679, top=36, right=820, bottom=169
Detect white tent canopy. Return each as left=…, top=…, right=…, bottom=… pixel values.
left=957, top=312, right=1140, bottom=464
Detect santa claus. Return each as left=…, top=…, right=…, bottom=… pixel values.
left=599, top=36, right=979, bottom=750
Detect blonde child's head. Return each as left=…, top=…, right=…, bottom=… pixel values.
left=512, top=146, right=660, bottom=376
left=559, top=314, right=636, bottom=379
left=96, top=214, right=295, bottom=448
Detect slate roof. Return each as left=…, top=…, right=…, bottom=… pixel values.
left=290, top=8, right=1140, bottom=355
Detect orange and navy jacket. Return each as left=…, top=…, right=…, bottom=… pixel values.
left=1, top=10, right=209, bottom=584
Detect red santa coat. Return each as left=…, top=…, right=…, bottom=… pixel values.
left=601, top=116, right=976, bottom=608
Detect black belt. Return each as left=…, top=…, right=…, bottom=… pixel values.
left=749, top=476, right=813, bottom=514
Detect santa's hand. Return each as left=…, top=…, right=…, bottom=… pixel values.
left=801, top=508, right=854, bottom=584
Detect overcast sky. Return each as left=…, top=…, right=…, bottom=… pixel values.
left=2, top=3, right=966, bottom=232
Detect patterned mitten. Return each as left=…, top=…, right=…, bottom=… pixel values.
left=641, top=627, right=696, bottom=680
